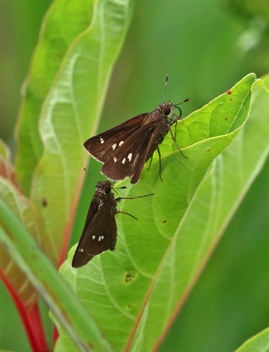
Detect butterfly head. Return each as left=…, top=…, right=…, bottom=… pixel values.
left=96, top=180, right=112, bottom=195
left=158, top=102, right=174, bottom=116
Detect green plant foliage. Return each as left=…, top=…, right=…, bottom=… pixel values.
left=15, top=0, right=95, bottom=195
left=160, top=73, right=269, bottom=352
left=57, top=74, right=257, bottom=352
left=0, top=146, right=40, bottom=308
left=159, top=74, right=269, bottom=352
left=2, top=0, right=269, bottom=350
left=0, top=199, right=113, bottom=352
left=14, top=0, right=136, bottom=266
left=0, top=0, right=136, bottom=350
left=235, top=327, right=269, bottom=352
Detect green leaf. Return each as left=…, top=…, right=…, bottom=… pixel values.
left=134, top=75, right=269, bottom=352
left=0, top=198, right=113, bottom=352
left=0, top=157, right=41, bottom=308
left=18, top=0, right=135, bottom=265
left=58, top=73, right=257, bottom=351
left=1, top=0, right=136, bottom=349
left=15, top=0, right=95, bottom=195
left=235, top=328, right=269, bottom=352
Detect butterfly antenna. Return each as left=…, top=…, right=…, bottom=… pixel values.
left=83, top=168, right=97, bottom=181
left=172, top=98, right=190, bottom=119
left=164, top=74, right=169, bottom=102
left=111, top=185, right=119, bottom=195
left=173, top=98, right=190, bottom=107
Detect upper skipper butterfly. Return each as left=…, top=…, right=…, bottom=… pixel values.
left=84, top=76, right=188, bottom=184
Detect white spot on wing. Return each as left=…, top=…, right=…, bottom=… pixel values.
left=79, top=249, right=84, bottom=252
left=98, top=236, right=102, bottom=241
left=92, top=236, right=96, bottom=240
left=122, top=158, right=126, bottom=164
left=128, top=153, right=132, bottom=162
left=119, top=141, right=124, bottom=146
left=112, top=143, right=117, bottom=150
left=99, top=136, right=104, bottom=144
left=114, top=157, right=117, bottom=163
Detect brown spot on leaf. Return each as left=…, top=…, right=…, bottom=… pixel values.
left=125, top=272, right=137, bottom=283
left=126, top=304, right=135, bottom=310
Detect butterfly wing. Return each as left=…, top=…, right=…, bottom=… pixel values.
left=72, top=199, right=117, bottom=268
left=101, top=121, right=161, bottom=184
left=84, top=113, right=148, bottom=162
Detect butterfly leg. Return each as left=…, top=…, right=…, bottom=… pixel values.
left=157, top=146, right=163, bottom=182
left=116, top=210, right=138, bottom=220
left=168, top=125, right=188, bottom=159
left=115, top=194, right=154, bottom=202
left=115, top=194, right=154, bottom=218
left=169, top=113, right=182, bottom=140
left=174, top=120, right=178, bottom=140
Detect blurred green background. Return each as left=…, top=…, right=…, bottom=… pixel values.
left=1, top=0, right=269, bottom=351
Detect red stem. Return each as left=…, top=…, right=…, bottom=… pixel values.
left=53, top=325, right=59, bottom=346
left=0, top=271, right=49, bottom=352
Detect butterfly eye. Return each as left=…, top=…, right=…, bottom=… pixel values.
left=105, top=186, right=111, bottom=194
left=163, top=107, right=171, bottom=115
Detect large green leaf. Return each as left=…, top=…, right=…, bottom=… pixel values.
left=0, top=0, right=136, bottom=348
left=58, top=73, right=256, bottom=351
left=15, top=0, right=95, bottom=195
left=18, top=0, right=135, bottom=266
left=147, top=75, right=269, bottom=352
left=147, top=74, right=269, bottom=352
